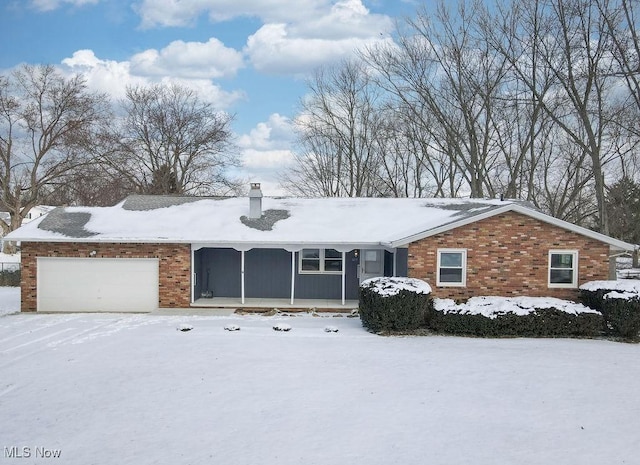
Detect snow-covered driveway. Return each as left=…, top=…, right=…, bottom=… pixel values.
left=1, top=293, right=639, bottom=464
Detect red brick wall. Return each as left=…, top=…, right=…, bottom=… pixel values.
left=20, top=242, right=191, bottom=312
left=407, top=212, right=610, bottom=301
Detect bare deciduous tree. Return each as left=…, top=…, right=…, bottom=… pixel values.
left=282, top=60, right=387, bottom=197
left=44, top=162, right=135, bottom=207
left=0, top=64, right=109, bottom=245
left=281, top=0, right=639, bottom=238
left=364, top=1, right=511, bottom=198
left=107, top=83, right=239, bottom=195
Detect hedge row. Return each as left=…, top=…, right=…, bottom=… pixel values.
left=429, top=308, right=603, bottom=338
left=359, top=278, right=606, bottom=338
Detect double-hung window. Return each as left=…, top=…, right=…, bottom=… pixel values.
left=548, top=250, right=578, bottom=288
left=437, top=249, right=467, bottom=286
left=300, top=249, right=343, bottom=274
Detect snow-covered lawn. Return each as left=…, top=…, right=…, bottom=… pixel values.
left=0, top=287, right=19, bottom=316
left=1, top=291, right=639, bottom=464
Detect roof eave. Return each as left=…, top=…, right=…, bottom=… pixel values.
left=389, top=203, right=637, bottom=251
left=388, top=204, right=516, bottom=247
left=10, top=236, right=386, bottom=252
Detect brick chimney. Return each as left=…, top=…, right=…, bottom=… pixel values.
left=248, top=183, right=263, bottom=219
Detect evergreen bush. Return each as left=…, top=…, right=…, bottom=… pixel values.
left=580, top=284, right=640, bottom=340
left=429, top=307, right=603, bottom=338
left=0, top=269, right=20, bottom=287
left=359, top=277, right=432, bottom=332
left=601, top=297, right=640, bottom=340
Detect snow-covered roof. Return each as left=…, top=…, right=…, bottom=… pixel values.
left=5, top=194, right=636, bottom=251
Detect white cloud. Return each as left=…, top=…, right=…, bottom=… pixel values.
left=245, top=23, right=393, bottom=75
left=61, top=50, right=146, bottom=100
left=61, top=49, right=244, bottom=109
left=289, top=0, right=391, bottom=40
left=238, top=113, right=295, bottom=150
left=134, top=0, right=393, bottom=76
left=236, top=114, right=296, bottom=193
left=242, top=149, right=294, bottom=169
left=29, top=0, right=99, bottom=11
left=135, top=0, right=327, bottom=29
left=240, top=0, right=392, bottom=75
left=130, top=38, right=244, bottom=79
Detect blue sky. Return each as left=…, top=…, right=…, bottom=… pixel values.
left=0, top=0, right=419, bottom=193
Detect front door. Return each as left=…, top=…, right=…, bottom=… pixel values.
left=359, top=249, right=384, bottom=283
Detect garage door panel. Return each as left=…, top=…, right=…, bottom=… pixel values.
left=38, top=258, right=159, bottom=312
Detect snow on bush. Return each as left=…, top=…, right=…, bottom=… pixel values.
left=434, top=296, right=599, bottom=319
left=430, top=297, right=603, bottom=338
left=603, top=291, right=638, bottom=300
left=360, top=277, right=432, bottom=297
left=273, top=323, right=291, bottom=332
left=580, top=280, right=640, bottom=295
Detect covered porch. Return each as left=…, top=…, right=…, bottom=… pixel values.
left=190, top=244, right=408, bottom=309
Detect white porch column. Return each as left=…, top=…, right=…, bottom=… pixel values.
left=190, top=247, right=195, bottom=303
left=290, top=251, right=296, bottom=305
left=240, top=250, right=245, bottom=304
left=341, top=251, right=346, bottom=305
left=393, top=250, right=397, bottom=277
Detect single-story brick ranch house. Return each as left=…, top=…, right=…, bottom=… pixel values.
left=6, top=183, right=636, bottom=313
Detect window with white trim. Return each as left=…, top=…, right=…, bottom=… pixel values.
left=299, top=249, right=343, bottom=274
left=548, top=250, right=578, bottom=288
left=437, top=249, right=467, bottom=286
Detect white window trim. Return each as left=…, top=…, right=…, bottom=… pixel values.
left=548, top=250, right=579, bottom=288
left=299, top=248, right=343, bottom=275
left=436, top=248, right=467, bottom=287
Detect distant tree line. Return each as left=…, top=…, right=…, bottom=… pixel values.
left=0, top=65, right=240, bottom=242
left=282, top=0, right=640, bottom=239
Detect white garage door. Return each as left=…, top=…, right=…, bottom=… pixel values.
left=37, top=258, right=159, bottom=312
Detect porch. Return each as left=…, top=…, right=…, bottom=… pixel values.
left=191, top=245, right=408, bottom=308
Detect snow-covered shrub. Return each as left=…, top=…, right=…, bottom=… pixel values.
left=273, top=323, right=291, bottom=332
left=0, top=269, right=20, bottom=287
left=429, top=297, right=603, bottom=338
left=359, top=277, right=432, bottom=333
left=580, top=281, right=640, bottom=340
left=580, top=280, right=640, bottom=308
left=602, top=294, right=640, bottom=340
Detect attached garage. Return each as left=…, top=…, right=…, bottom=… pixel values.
left=37, top=258, right=159, bottom=312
